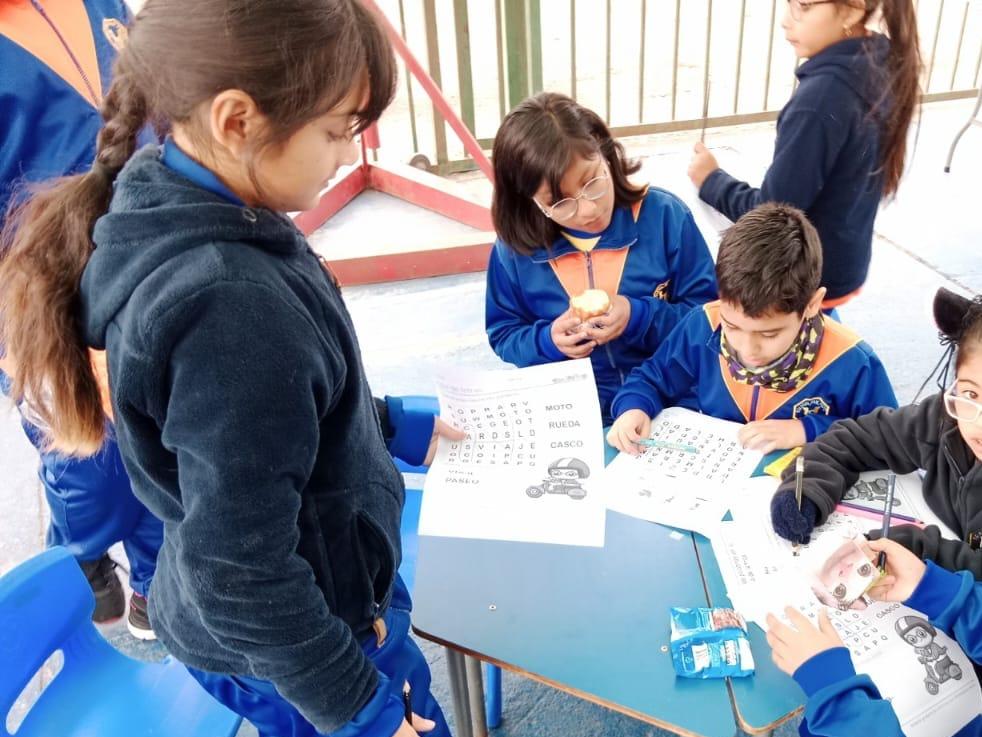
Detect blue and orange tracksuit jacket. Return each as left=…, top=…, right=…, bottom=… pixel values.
left=0, top=0, right=162, bottom=584
left=792, top=561, right=982, bottom=737
left=611, top=301, right=898, bottom=441
left=0, top=0, right=139, bottom=218
left=486, top=187, right=718, bottom=422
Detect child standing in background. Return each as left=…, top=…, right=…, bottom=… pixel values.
left=0, top=1, right=458, bottom=735
left=689, top=0, right=921, bottom=310
left=487, top=92, right=717, bottom=424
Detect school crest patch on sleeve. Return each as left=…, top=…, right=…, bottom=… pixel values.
left=103, top=19, right=128, bottom=52
left=792, top=396, right=831, bottom=418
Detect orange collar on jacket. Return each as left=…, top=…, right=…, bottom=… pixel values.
left=548, top=188, right=647, bottom=299
left=703, top=301, right=861, bottom=421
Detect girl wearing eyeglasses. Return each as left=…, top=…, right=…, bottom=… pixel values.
left=771, top=287, right=982, bottom=580
left=688, top=0, right=921, bottom=313
left=486, top=92, right=717, bottom=423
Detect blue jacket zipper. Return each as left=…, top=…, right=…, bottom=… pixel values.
left=583, top=250, right=623, bottom=379
left=30, top=0, right=100, bottom=107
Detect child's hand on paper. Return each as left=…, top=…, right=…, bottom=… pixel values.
left=766, top=608, right=843, bottom=676
left=606, top=410, right=652, bottom=455
left=551, top=309, right=596, bottom=359
left=863, top=538, right=927, bottom=603
left=424, top=418, right=467, bottom=466
left=738, top=419, right=806, bottom=454
left=687, top=142, right=719, bottom=189
left=582, top=295, right=631, bottom=345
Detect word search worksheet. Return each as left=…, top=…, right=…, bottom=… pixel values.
left=604, top=408, right=763, bottom=536
left=419, top=359, right=606, bottom=547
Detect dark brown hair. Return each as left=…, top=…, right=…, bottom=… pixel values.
left=491, top=92, right=646, bottom=256
left=0, top=0, right=396, bottom=455
left=840, top=0, right=922, bottom=198
left=716, top=203, right=823, bottom=318
left=934, top=288, right=982, bottom=371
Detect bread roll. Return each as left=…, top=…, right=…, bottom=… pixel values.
left=570, top=289, right=611, bottom=321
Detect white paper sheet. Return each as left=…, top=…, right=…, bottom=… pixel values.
left=711, top=495, right=981, bottom=737
left=603, top=407, right=763, bottom=535
left=839, top=470, right=957, bottom=538
left=418, top=359, right=606, bottom=547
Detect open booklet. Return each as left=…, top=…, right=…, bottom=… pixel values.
left=603, top=407, right=763, bottom=536
left=712, top=478, right=981, bottom=737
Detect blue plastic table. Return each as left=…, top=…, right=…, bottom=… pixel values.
left=411, top=443, right=802, bottom=737
left=411, top=510, right=739, bottom=737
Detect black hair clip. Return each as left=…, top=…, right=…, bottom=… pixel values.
left=913, top=289, right=982, bottom=403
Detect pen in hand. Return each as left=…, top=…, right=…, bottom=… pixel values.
left=793, top=456, right=804, bottom=557
left=876, top=472, right=897, bottom=572
left=403, top=681, right=413, bottom=724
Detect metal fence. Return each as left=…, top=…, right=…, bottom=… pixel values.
left=372, top=0, right=982, bottom=174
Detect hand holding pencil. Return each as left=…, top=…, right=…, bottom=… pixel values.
left=862, top=538, right=927, bottom=602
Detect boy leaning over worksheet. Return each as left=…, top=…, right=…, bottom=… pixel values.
left=607, top=203, right=897, bottom=456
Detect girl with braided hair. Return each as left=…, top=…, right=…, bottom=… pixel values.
left=0, top=1, right=458, bottom=735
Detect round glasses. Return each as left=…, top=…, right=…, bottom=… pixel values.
left=534, top=172, right=610, bottom=223
left=787, top=0, right=837, bottom=22
left=943, top=383, right=982, bottom=424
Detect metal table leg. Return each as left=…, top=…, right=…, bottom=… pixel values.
left=464, top=656, right=489, bottom=736
left=445, top=647, right=474, bottom=737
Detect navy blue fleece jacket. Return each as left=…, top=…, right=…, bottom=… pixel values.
left=699, top=35, right=890, bottom=300
left=78, top=145, right=425, bottom=734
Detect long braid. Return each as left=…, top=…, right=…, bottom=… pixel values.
left=0, top=61, right=150, bottom=455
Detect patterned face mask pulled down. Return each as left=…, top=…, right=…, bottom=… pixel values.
left=720, top=315, right=825, bottom=393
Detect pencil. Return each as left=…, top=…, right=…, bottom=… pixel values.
left=793, top=456, right=804, bottom=556
left=633, top=438, right=698, bottom=453
left=876, top=473, right=897, bottom=572
left=835, top=503, right=927, bottom=529
left=837, top=500, right=921, bottom=525
left=403, top=682, right=413, bottom=724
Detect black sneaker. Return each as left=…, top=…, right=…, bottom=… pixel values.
left=79, top=554, right=125, bottom=622
left=127, top=592, right=156, bottom=641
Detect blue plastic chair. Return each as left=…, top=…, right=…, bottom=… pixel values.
left=0, top=547, right=242, bottom=737
left=394, top=396, right=503, bottom=729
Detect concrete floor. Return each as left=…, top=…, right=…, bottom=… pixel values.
left=1, top=98, right=979, bottom=737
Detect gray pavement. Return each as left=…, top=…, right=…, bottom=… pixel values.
left=1, top=98, right=978, bottom=737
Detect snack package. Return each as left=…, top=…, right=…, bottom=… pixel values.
left=669, top=607, right=755, bottom=679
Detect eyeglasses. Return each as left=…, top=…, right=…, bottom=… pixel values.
left=786, top=0, right=838, bottom=22
left=943, top=383, right=982, bottom=424
left=534, top=170, right=610, bottom=223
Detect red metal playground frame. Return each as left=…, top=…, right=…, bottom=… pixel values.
left=292, top=0, right=495, bottom=287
